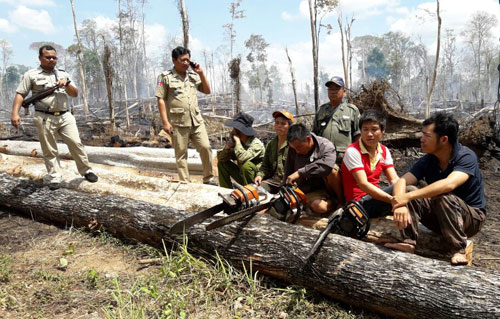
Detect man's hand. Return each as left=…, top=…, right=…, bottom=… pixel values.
left=254, top=176, right=263, bottom=186
left=391, top=193, right=410, bottom=210
left=163, top=122, right=174, bottom=135
left=191, top=63, right=203, bottom=75
left=286, top=171, right=300, bottom=185
left=232, top=134, right=240, bottom=145
left=393, top=206, right=412, bottom=230
left=11, top=113, right=21, bottom=129
left=56, top=79, right=69, bottom=88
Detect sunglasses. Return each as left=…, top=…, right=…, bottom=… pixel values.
left=43, top=56, right=58, bottom=60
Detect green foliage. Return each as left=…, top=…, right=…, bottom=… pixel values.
left=0, top=254, right=12, bottom=283
left=366, top=48, right=390, bottom=80
left=86, top=269, right=100, bottom=289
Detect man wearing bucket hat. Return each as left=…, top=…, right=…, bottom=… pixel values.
left=313, top=76, right=360, bottom=205
left=254, top=110, right=294, bottom=191
left=217, top=112, right=265, bottom=189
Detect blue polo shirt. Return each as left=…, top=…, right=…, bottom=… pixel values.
left=409, top=142, right=486, bottom=212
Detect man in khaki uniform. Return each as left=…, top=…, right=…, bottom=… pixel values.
left=11, top=45, right=98, bottom=185
left=156, top=46, right=215, bottom=184
left=313, top=76, right=360, bottom=205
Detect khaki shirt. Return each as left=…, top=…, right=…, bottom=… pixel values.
left=16, top=67, right=73, bottom=112
left=217, top=136, right=265, bottom=168
left=313, top=101, right=360, bottom=156
left=155, top=68, right=204, bottom=127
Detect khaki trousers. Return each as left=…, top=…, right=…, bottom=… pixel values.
left=172, top=123, right=213, bottom=183
left=34, top=111, right=92, bottom=183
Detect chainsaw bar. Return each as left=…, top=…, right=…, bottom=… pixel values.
left=205, top=201, right=273, bottom=231
left=169, top=202, right=225, bottom=234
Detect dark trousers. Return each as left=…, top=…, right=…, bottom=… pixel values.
left=359, top=185, right=394, bottom=218
left=402, top=193, right=486, bottom=253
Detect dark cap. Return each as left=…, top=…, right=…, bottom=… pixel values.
left=224, top=112, right=256, bottom=136
left=325, top=76, right=345, bottom=88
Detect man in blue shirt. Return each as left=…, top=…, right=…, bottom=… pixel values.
left=385, top=112, right=486, bottom=265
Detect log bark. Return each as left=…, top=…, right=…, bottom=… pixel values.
left=0, top=173, right=498, bottom=319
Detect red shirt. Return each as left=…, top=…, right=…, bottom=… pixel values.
left=341, top=140, right=394, bottom=201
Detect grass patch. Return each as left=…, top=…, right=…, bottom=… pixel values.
left=0, top=254, right=12, bottom=282
left=101, top=236, right=366, bottom=319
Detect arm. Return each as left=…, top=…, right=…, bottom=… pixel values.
left=297, top=141, right=336, bottom=179
left=392, top=171, right=469, bottom=209
left=352, top=170, right=393, bottom=203
left=193, top=63, right=211, bottom=94
left=11, top=93, right=25, bottom=128
left=234, top=139, right=264, bottom=165
left=157, top=97, right=173, bottom=134
left=385, top=166, right=399, bottom=185
left=256, top=141, right=274, bottom=179
left=63, top=82, right=78, bottom=97
left=391, top=172, right=417, bottom=230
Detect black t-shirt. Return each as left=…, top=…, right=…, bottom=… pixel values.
left=409, top=143, right=486, bottom=212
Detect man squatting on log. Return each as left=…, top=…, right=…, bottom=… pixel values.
left=10, top=45, right=98, bottom=186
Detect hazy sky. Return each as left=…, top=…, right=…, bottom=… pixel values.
left=0, top=0, right=499, bottom=85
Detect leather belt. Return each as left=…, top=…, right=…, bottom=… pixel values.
left=36, top=110, right=67, bottom=116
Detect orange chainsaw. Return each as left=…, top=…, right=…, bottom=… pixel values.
left=205, top=185, right=307, bottom=230
left=169, top=183, right=264, bottom=234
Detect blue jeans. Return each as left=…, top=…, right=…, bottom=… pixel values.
left=358, top=185, right=393, bottom=218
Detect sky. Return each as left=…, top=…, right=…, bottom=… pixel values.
left=0, top=0, right=499, bottom=87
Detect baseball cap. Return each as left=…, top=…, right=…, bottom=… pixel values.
left=272, top=110, right=294, bottom=123
left=325, top=76, right=345, bottom=88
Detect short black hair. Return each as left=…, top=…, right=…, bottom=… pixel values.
left=287, top=123, right=311, bottom=143
left=423, top=112, right=459, bottom=145
left=172, top=46, right=191, bottom=60
left=359, top=110, right=386, bottom=131
left=39, top=45, right=56, bottom=56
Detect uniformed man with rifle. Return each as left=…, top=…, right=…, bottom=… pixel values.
left=11, top=45, right=98, bottom=186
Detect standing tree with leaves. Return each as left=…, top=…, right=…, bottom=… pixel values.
left=245, top=34, right=269, bottom=106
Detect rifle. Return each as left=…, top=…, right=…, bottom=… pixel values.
left=21, top=80, right=70, bottom=109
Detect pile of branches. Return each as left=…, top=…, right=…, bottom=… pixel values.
left=351, top=80, right=421, bottom=133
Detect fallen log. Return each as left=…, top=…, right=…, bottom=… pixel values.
left=0, top=173, right=498, bottom=319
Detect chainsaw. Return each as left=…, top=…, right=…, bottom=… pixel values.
left=169, top=183, right=266, bottom=234
left=205, top=185, right=307, bottom=231
left=304, top=200, right=370, bottom=263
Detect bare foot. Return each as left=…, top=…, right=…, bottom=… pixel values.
left=384, top=242, right=415, bottom=254
left=451, top=252, right=468, bottom=266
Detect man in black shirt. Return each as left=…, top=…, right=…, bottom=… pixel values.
left=386, top=112, right=486, bottom=265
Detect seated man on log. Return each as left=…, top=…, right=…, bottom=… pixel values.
left=254, top=110, right=294, bottom=193
left=386, top=112, right=486, bottom=265
left=284, top=123, right=337, bottom=214
left=217, top=112, right=265, bottom=189
left=341, top=110, right=399, bottom=217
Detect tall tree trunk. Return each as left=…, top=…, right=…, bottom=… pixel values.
left=103, top=44, right=115, bottom=132
left=286, top=48, right=299, bottom=116
left=118, top=0, right=130, bottom=129
left=141, top=0, right=150, bottom=101
left=338, top=14, right=349, bottom=92
left=69, top=0, right=90, bottom=116
left=308, top=0, right=319, bottom=112
left=425, top=0, right=441, bottom=118
left=179, top=0, right=189, bottom=48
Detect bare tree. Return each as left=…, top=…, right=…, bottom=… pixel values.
left=118, top=0, right=130, bottom=129
left=0, top=39, right=12, bottom=101
left=178, top=0, right=189, bottom=48
left=229, top=57, right=241, bottom=113
left=462, top=11, right=498, bottom=104
left=337, top=12, right=354, bottom=94
left=103, top=43, right=115, bottom=132
left=308, top=0, right=338, bottom=112
left=425, top=0, right=441, bottom=118
left=69, top=0, right=90, bottom=116
left=285, top=47, right=299, bottom=116
left=223, top=0, right=245, bottom=60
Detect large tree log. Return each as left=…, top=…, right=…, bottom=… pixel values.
left=0, top=173, right=498, bottom=319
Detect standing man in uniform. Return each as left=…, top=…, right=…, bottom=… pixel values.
left=11, top=45, right=98, bottom=185
left=156, top=46, right=215, bottom=185
left=313, top=76, right=360, bottom=205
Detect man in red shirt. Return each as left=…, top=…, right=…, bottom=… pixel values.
left=341, top=110, right=399, bottom=217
